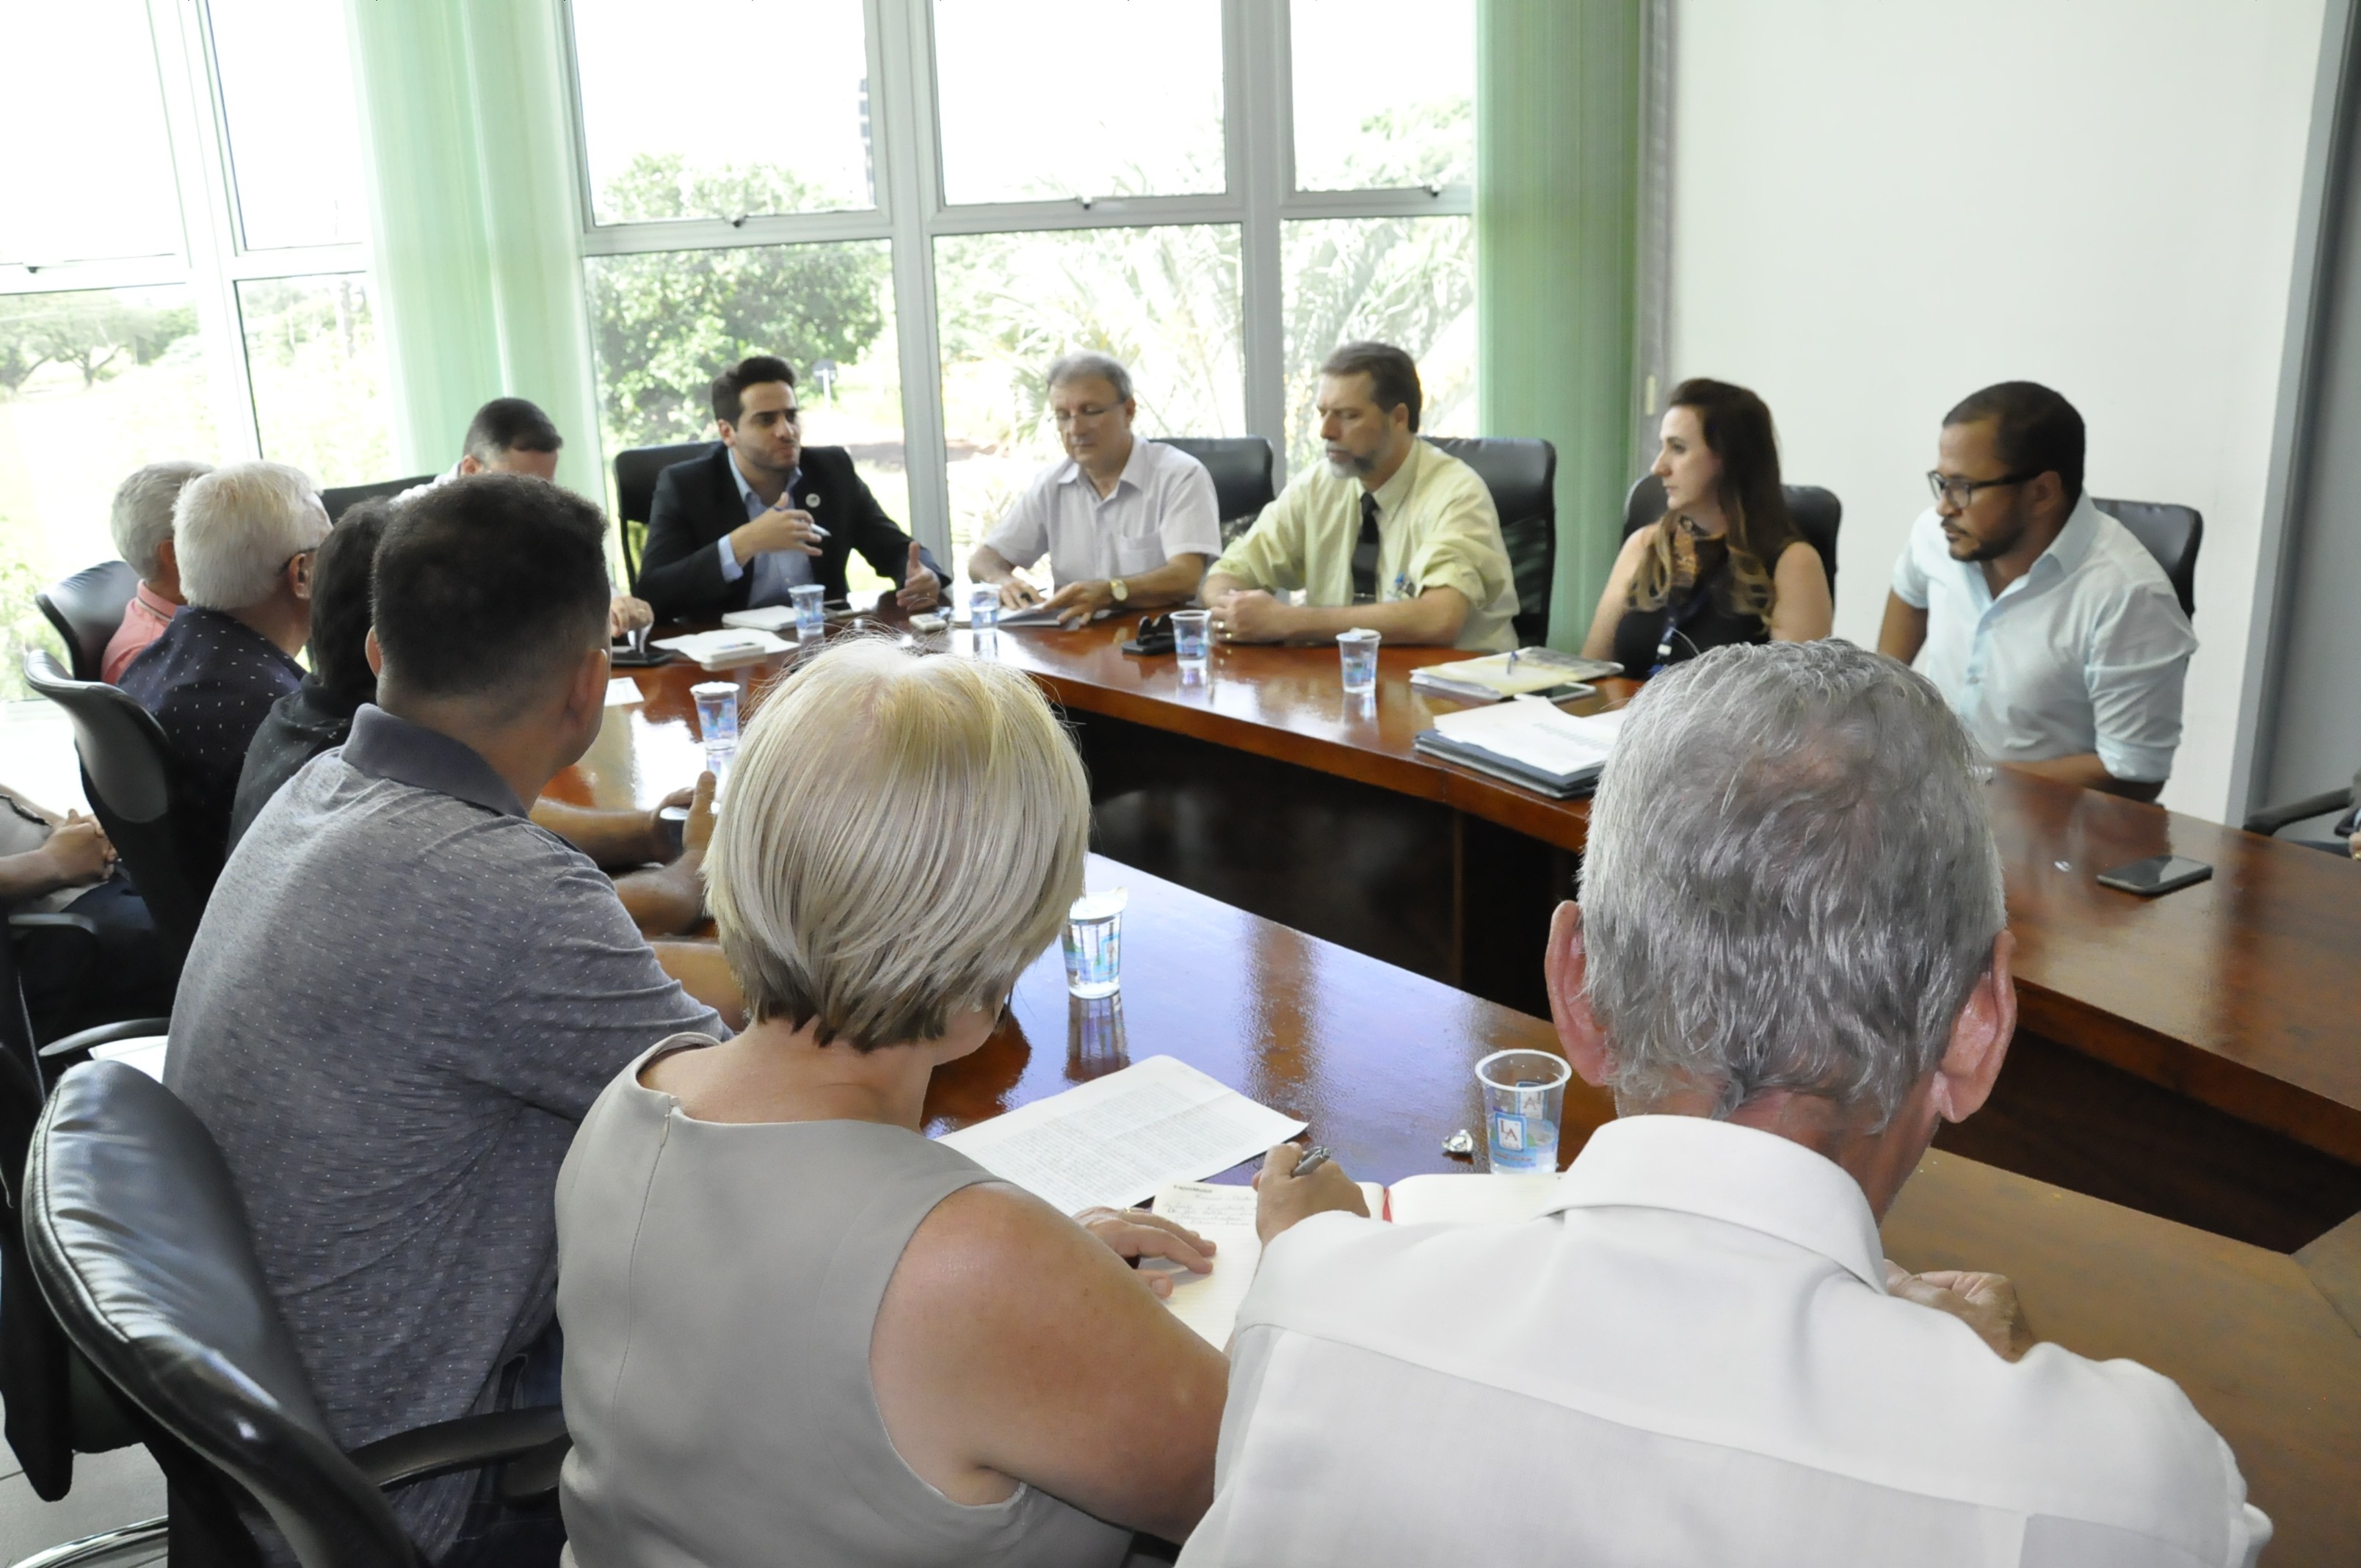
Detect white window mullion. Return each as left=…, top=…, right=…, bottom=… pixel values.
left=1235, top=0, right=1291, bottom=486
left=148, top=0, right=261, bottom=462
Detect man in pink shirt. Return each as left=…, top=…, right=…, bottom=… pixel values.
left=101, top=460, right=213, bottom=683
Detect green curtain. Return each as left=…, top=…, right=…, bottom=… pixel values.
left=343, top=0, right=604, bottom=499
left=1476, top=0, right=1645, bottom=649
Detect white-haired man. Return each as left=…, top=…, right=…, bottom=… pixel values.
left=101, top=459, right=213, bottom=683
left=120, top=460, right=328, bottom=862
left=966, top=352, right=1222, bottom=627
left=1191, top=641, right=2268, bottom=1566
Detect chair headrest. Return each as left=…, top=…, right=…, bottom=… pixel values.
left=21, top=652, right=175, bottom=824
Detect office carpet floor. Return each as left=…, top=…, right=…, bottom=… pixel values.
left=0, top=1394, right=164, bottom=1566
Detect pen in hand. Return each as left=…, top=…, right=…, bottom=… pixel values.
left=1293, top=1145, right=1331, bottom=1177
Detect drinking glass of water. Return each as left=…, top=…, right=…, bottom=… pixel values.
left=1171, top=609, right=1211, bottom=668
left=690, top=681, right=738, bottom=752
left=968, top=582, right=1001, bottom=631
left=790, top=583, right=826, bottom=642
left=1337, top=628, right=1382, bottom=694
left=1062, top=888, right=1128, bottom=998
left=1474, top=1049, right=1570, bottom=1174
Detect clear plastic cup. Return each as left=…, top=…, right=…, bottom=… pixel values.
left=1474, top=1049, right=1570, bottom=1174
left=690, top=681, right=739, bottom=752
left=1337, top=628, right=1381, bottom=694
left=1062, top=888, right=1128, bottom=998
left=791, top=583, right=826, bottom=641
left=1171, top=609, right=1211, bottom=667
left=968, top=582, right=1001, bottom=631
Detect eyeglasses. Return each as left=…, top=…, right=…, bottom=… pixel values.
left=1926, top=469, right=2037, bottom=509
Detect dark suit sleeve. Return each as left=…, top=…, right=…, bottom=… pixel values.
left=830, top=454, right=947, bottom=592
left=638, top=465, right=734, bottom=622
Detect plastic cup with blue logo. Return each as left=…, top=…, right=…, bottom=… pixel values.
left=1475, top=1049, right=1570, bottom=1174
left=1062, top=888, right=1128, bottom=998
left=1171, top=609, right=1211, bottom=668
left=790, top=583, right=827, bottom=642
left=1337, top=627, right=1381, bottom=694
left=968, top=581, right=1001, bottom=631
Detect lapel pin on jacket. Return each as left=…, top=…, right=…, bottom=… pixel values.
left=805, top=493, right=822, bottom=509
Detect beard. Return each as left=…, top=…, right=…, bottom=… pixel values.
left=1324, top=448, right=1375, bottom=480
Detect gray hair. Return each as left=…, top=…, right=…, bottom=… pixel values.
left=705, top=638, right=1089, bottom=1050
left=1046, top=352, right=1134, bottom=403
left=109, top=460, right=213, bottom=581
left=173, top=460, right=329, bottom=611
left=1580, top=640, right=2005, bottom=1128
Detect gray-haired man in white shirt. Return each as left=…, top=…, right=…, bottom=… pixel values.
left=1192, top=640, right=2267, bottom=1568
left=967, top=352, right=1222, bottom=627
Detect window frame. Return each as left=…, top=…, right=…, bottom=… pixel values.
left=0, top=0, right=380, bottom=473
left=562, top=0, right=1473, bottom=559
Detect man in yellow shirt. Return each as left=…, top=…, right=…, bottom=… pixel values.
left=1203, top=342, right=1519, bottom=653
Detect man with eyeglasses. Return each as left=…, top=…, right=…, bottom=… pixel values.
left=119, top=460, right=330, bottom=861
left=1876, top=382, right=2195, bottom=802
left=637, top=355, right=946, bottom=623
left=967, top=352, right=1222, bottom=628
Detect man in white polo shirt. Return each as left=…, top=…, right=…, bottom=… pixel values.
left=967, top=352, right=1221, bottom=627
left=1878, top=381, right=2195, bottom=801
left=1190, top=642, right=2267, bottom=1568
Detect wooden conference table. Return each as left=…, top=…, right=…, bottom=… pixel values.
left=557, top=611, right=2361, bottom=1250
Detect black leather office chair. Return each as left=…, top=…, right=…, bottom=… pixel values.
left=319, top=476, right=435, bottom=523
left=1622, top=474, right=1842, bottom=601
left=27, top=1061, right=570, bottom=1568
left=1426, top=436, right=1559, bottom=647
left=614, top=441, right=718, bottom=592
left=0, top=1023, right=159, bottom=1568
left=1150, top=436, right=1277, bottom=544
left=37, top=562, right=142, bottom=684
left=2091, top=498, right=2202, bottom=620
left=22, top=651, right=214, bottom=965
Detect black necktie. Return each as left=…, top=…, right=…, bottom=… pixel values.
left=1351, top=492, right=1382, bottom=602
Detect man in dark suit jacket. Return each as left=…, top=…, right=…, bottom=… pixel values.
left=638, top=355, right=946, bottom=622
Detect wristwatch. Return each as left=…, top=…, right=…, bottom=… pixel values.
left=1109, top=578, right=1130, bottom=603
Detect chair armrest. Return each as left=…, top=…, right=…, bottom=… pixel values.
left=37, top=1020, right=170, bottom=1061
left=7, top=912, right=99, bottom=937
left=496, top=1431, right=573, bottom=1503
left=348, top=1406, right=568, bottom=1493
left=2242, top=787, right=2355, bottom=838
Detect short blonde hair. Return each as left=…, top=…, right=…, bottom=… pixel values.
left=173, top=460, right=327, bottom=610
left=706, top=639, right=1089, bottom=1049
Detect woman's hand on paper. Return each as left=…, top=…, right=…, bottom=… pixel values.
left=1254, top=1142, right=1369, bottom=1246
left=1074, top=1207, right=1216, bottom=1298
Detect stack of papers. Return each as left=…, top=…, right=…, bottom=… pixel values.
left=935, top=1055, right=1306, bottom=1213
left=1413, top=699, right=1627, bottom=798
left=650, top=628, right=793, bottom=665
left=719, top=605, right=801, bottom=633
left=1410, top=648, right=1622, bottom=703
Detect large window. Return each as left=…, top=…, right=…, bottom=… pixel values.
left=569, top=0, right=1476, bottom=571
left=0, top=0, right=391, bottom=696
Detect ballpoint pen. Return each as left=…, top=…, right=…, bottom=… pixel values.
left=1294, top=1145, right=1332, bottom=1176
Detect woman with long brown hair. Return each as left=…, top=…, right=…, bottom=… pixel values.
left=1581, top=378, right=1832, bottom=670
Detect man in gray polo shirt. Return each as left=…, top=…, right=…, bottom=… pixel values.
left=166, top=474, right=725, bottom=1561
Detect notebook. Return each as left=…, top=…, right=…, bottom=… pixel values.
left=935, top=1055, right=1306, bottom=1215
left=1409, top=648, right=1622, bottom=703
left=1150, top=1172, right=1562, bottom=1346
left=650, top=628, right=793, bottom=665
left=1411, top=700, right=1627, bottom=797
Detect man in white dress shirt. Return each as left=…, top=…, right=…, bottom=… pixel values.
left=1190, top=641, right=2268, bottom=1568
left=967, top=352, right=1222, bottom=627
left=1877, top=381, right=2196, bottom=801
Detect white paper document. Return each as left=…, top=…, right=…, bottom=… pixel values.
left=935, top=1055, right=1306, bottom=1214
left=1149, top=1181, right=1261, bottom=1347
left=651, top=628, right=794, bottom=664
left=1429, top=700, right=1622, bottom=776
left=603, top=676, right=644, bottom=707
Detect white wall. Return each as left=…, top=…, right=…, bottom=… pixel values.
left=1668, top=0, right=2326, bottom=819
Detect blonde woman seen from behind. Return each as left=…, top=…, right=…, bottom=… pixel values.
left=1582, top=378, right=1832, bottom=672
left=554, top=639, right=1227, bottom=1567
